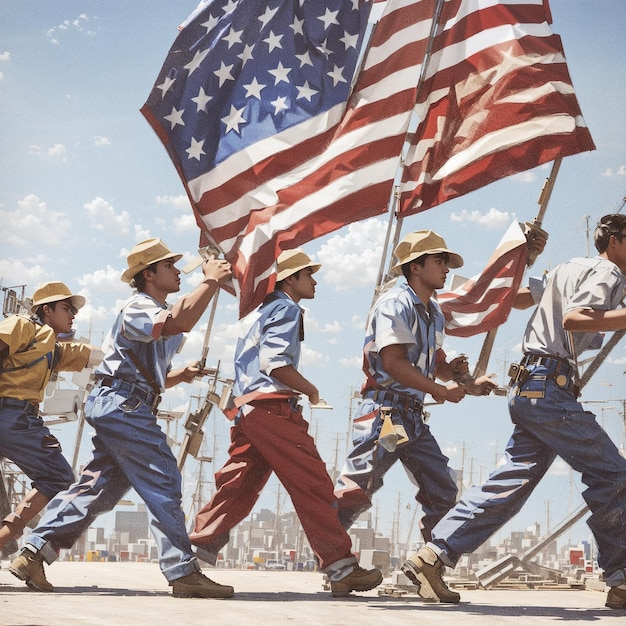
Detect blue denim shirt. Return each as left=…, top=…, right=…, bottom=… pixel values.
left=362, top=282, right=445, bottom=400
left=94, top=292, right=184, bottom=391
left=233, top=290, right=302, bottom=412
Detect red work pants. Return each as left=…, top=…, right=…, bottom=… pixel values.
left=190, top=400, right=354, bottom=569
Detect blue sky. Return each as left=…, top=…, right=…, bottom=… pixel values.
left=1, top=1, right=625, bottom=550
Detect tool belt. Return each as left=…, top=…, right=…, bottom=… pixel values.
left=509, top=353, right=579, bottom=398
left=95, top=376, right=161, bottom=414
left=366, top=389, right=423, bottom=416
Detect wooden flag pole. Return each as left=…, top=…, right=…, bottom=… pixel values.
left=472, top=158, right=562, bottom=379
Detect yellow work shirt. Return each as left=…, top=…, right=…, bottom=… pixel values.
left=0, top=315, right=91, bottom=403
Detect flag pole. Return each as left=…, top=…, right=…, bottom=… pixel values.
left=472, top=158, right=562, bottom=379
left=375, top=0, right=448, bottom=294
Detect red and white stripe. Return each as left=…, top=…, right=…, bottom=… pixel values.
left=438, top=221, right=528, bottom=337
left=398, top=0, right=595, bottom=215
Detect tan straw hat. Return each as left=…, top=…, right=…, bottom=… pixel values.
left=391, top=230, right=463, bottom=275
left=121, top=238, right=183, bottom=283
left=276, top=249, right=321, bottom=282
left=30, top=282, right=86, bottom=313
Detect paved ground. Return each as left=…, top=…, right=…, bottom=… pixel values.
left=0, top=561, right=622, bottom=625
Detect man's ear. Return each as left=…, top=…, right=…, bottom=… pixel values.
left=142, top=267, right=154, bottom=283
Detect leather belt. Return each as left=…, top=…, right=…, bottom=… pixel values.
left=250, top=396, right=301, bottom=411
left=95, top=376, right=158, bottom=408
left=521, top=353, right=573, bottom=377
left=368, top=389, right=423, bottom=414
left=0, top=397, right=39, bottom=414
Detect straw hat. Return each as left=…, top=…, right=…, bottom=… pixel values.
left=30, top=282, right=85, bottom=313
left=391, top=230, right=463, bottom=275
left=276, top=249, right=321, bottom=282
left=121, top=238, right=183, bottom=283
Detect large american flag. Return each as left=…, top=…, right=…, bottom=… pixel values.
left=142, top=0, right=594, bottom=317
left=397, top=0, right=595, bottom=215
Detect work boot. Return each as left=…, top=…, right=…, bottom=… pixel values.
left=401, top=546, right=460, bottom=603
left=8, top=548, right=54, bottom=592
left=330, top=565, right=383, bottom=597
left=605, top=584, right=626, bottom=609
left=171, top=571, right=234, bottom=599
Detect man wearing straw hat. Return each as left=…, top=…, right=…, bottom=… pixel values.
left=334, top=230, right=496, bottom=544
left=401, top=214, right=626, bottom=610
left=0, top=282, right=100, bottom=557
left=10, top=238, right=235, bottom=599
left=190, top=248, right=383, bottom=597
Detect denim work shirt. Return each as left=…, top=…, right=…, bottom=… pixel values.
left=94, top=292, right=183, bottom=391
left=361, top=282, right=445, bottom=401
left=523, top=256, right=626, bottom=365
left=233, top=291, right=303, bottom=414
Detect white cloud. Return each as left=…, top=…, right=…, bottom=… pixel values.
left=94, top=136, right=111, bottom=147
left=0, top=194, right=71, bottom=248
left=322, top=320, right=341, bottom=334
left=0, top=51, right=9, bottom=62
left=339, top=355, right=360, bottom=369
left=28, top=143, right=67, bottom=161
left=317, top=218, right=386, bottom=291
left=85, top=197, right=131, bottom=235
left=300, top=345, right=329, bottom=368
left=450, top=207, right=514, bottom=229
left=47, top=143, right=67, bottom=161
left=47, top=14, right=97, bottom=43
left=600, top=165, right=626, bottom=177
left=174, top=213, right=198, bottom=233
left=156, top=194, right=191, bottom=211
left=0, top=258, right=49, bottom=289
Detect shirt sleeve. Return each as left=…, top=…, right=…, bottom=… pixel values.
left=0, top=316, right=36, bottom=355
left=565, top=264, right=625, bottom=313
left=121, top=296, right=171, bottom=343
left=373, top=295, right=416, bottom=351
left=56, top=342, right=91, bottom=372
left=258, top=301, right=301, bottom=375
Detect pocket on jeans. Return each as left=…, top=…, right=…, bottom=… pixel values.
left=119, top=395, right=143, bottom=413
left=519, top=375, right=547, bottom=399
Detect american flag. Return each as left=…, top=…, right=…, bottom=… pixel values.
left=143, top=0, right=594, bottom=317
left=142, top=0, right=386, bottom=317
left=397, top=0, right=595, bottom=215
left=438, top=221, right=528, bottom=337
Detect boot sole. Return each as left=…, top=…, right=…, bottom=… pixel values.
left=172, top=588, right=234, bottom=599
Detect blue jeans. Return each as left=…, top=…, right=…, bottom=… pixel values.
left=430, top=369, right=626, bottom=586
left=334, top=397, right=458, bottom=541
left=25, top=385, right=200, bottom=582
left=0, top=400, right=74, bottom=498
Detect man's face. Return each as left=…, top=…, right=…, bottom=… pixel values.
left=416, top=254, right=450, bottom=290
left=43, top=299, right=76, bottom=335
left=149, top=259, right=181, bottom=294
left=288, top=267, right=317, bottom=301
